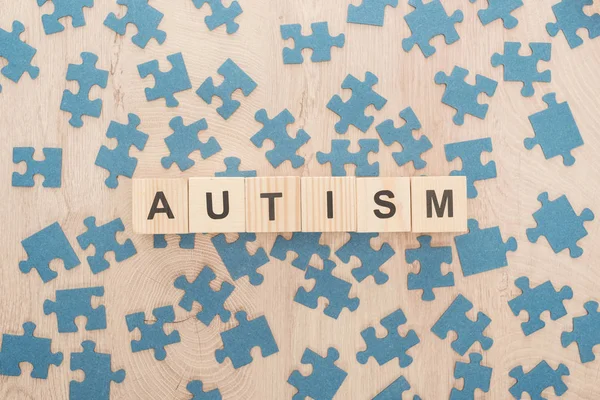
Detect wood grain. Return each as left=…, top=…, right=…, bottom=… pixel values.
left=356, top=177, right=411, bottom=232
left=245, top=176, right=301, bottom=232
left=411, top=176, right=468, bottom=233
left=189, top=177, right=246, bottom=233
left=301, top=177, right=357, bottom=232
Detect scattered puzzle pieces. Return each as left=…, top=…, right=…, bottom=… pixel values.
left=76, top=216, right=137, bottom=274
left=546, top=0, right=600, bottom=49
left=295, top=259, right=360, bottom=319
left=527, top=192, right=593, bottom=258
left=491, top=42, right=551, bottom=97
left=525, top=93, right=584, bottom=166
left=161, top=116, right=221, bottom=171
left=445, top=137, right=497, bottom=199
left=0, top=322, right=63, bottom=378
left=0, top=21, right=40, bottom=93
left=104, top=0, right=166, bottom=48
left=215, top=311, right=278, bottom=369
left=44, top=286, right=107, bottom=333
left=376, top=107, right=431, bottom=170
left=432, top=294, right=493, bottom=355
left=212, top=233, right=269, bottom=285
left=12, top=147, right=62, bottom=188
left=347, top=0, right=398, bottom=26
left=174, top=266, right=234, bottom=326
left=271, top=232, right=330, bottom=271
left=37, top=0, right=93, bottom=34
left=317, top=139, right=379, bottom=176
left=95, top=113, right=149, bottom=188
left=435, top=66, right=497, bottom=125
left=327, top=72, right=387, bottom=134
left=454, top=218, right=517, bottom=276
left=280, top=22, right=345, bottom=64
left=357, top=308, right=420, bottom=367
left=193, top=0, right=242, bottom=34
left=70, top=340, right=125, bottom=400
left=562, top=300, right=600, bottom=363
left=406, top=235, right=454, bottom=301
left=509, top=361, right=569, bottom=399
left=153, top=233, right=195, bottom=249
left=197, top=58, right=257, bottom=119
left=336, top=232, right=394, bottom=285
left=138, top=52, right=192, bottom=107
left=402, top=0, right=463, bottom=58
left=126, top=305, right=181, bottom=360
left=60, top=52, right=108, bottom=128
left=19, top=222, right=81, bottom=283
left=214, top=157, right=257, bottom=177
left=470, top=0, right=523, bottom=29
left=288, top=347, right=348, bottom=400
left=187, top=380, right=222, bottom=400
left=450, top=353, right=492, bottom=400
left=250, top=109, right=311, bottom=168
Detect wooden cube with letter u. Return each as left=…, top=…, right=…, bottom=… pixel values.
left=411, top=176, right=467, bottom=233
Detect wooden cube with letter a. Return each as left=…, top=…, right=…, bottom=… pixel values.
left=411, top=176, right=467, bottom=232
left=245, top=177, right=301, bottom=232
left=301, top=177, right=356, bottom=232
left=189, top=177, right=245, bottom=233
left=132, top=178, right=189, bottom=234
left=357, top=177, right=411, bottom=232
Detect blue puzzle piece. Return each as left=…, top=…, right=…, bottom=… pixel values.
left=0, top=21, right=40, bottom=93
left=214, top=157, right=257, bottom=177
left=295, top=259, right=360, bottom=319
left=435, top=66, right=497, bottom=125
left=327, top=72, right=387, bottom=134
left=138, top=52, right=192, bottom=107
left=280, top=22, right=345, bottom=64
left=406, top=235, right=454, bottom=301
left=76, top=216, right=137, bottom=274
left=527, top=192, right=593, bottom=258
left=450, top=353, right=492, bottom=400
left=125, top=305, right=181, bottom=361
left=376, top=107, right=431, bottom=170
left=373, top=376, right=421, bottom=400
left=357, top=309, right=420, bottom=368
left=491, top=42, right=551, bottom=97
left=402, top=0, right=463, bottom=58
left=455, top=219, right=517, bottom=276
left=509, top=361, right=569, bottom=399
left=187, top=380, right=222, bottom=400
left=215, top=311, right=278, bottom=369
left=161, top=116, right=221, bottom=171
left=60, top=52, right=108, bottom=128
left=70, top=340, right=125, bottom=400
left=562, top=301, right=600, bottom=363
left=347, top=0, right=398, bottom=26
left=37, top=0, right=93, bottom=34
left=546, top=0, right=600, bottom=49
left=508, top=276, right=572, bottom=336
left=432, top=294, right=493, bottom=355
left=270, top=232, right=331, bottom=271
left=469, top=0, right=523, bottom=28
left=174, top=266, right=234, bottom=326
left=12, top=147, right=62, bottom=188
left=193, top=0, right=242, bottom=34
left=153, top=234, right=195, bottom=249
left=104, top=0, right=166, bottom=48
left=95, top=113, right=149, bottom=188
left=0, top=322, right=63, bottom=378
left=445, top=137, right=497, bottom=199
left=211, top=233, right=269, bottom=285
left=197, top=58, right=257, bottom=119
left=317, top=139, right=379, bottom=176
left=288, top=347, right=348, bottom=400
left=44, top=286, right=107, bottom=333
left=336, top=233, right=394, bottom=285
left=251, top=109, right=311, bottom=168
left=525, top=93, right=584, bottom=166
left=19, top=222, right=81, bottom=283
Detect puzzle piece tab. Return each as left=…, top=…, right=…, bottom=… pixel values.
left=153, top=233, right=195, bottom=249
left=491, top=42, right=551, bottom=97
left=373, top=376, right=421, bottom=400
left=70, top=340, right=125, bottom=400
left=12, top=147, right=62, bottom=188
left=44, top=286, right=107, bottom=333
left=445, top=137, right=497, bottom=199
left=509, top=361, right=569, bottom=399
left=193, top=0, right=242, bottom=34
left=187, top=380, right=222, bottom=400
left=347, top=0, right=398, bottom=26
left=336, top=233, right=395, bottom=285
left=104, top=0, right=166, bottom=48
left=214, top=157, right=257, bottom=177
left=37, top=0, right=93, bottom=34
left=0, top=21, right=40, bottom=93
left=280, top=22, right=345, bottom=64
left=562, top=300, right=600, bottom=363
left=470, top=0, right=523, bottom=28
left=546, top=0, right=600, bottom=49
left=161, top=116, right=221, bottom=171
left=126, top=305, right=181, bottom=360
left=406, top=235, right=454, bottom=301
left=288, top=347, right=348, bottom=400
left=212, top=233, right=269, bottom=285
left=271, top=232, right=330, bottom=271
left=138, top=52, right=192, bottom=107
left=450, top=353, right=492, bottom=400
left=317, top=139, right=379, bottom=176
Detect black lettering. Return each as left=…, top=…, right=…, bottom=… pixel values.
left=326, top=191, right=334, bottom=219
left=426, top=189, right=453, bottom=218
left=206, top=191, right=230, bottom=220
left=147, top=191, right=174, bottom=220
left=373, top=190, right=396, bottom=219
left=260, top=192, right=283, bottom=221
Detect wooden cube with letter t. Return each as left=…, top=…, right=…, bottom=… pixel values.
left=301, top=177, right=356, bottom=232
left=132, top=178, right=189, bottom=234
left=188, top=177, right=246, bottom=233
left=411, top=176, right=467, bottom=232
left=356, top=177, right=411, bottom=232
left=246, top=177, right=301, bottom=232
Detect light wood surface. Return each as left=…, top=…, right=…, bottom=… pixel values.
left=2, top=0, right=600, bottom=399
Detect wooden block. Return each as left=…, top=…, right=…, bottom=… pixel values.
left=356, top=177, right=411, bottom=232
left=411, top=176, right=467, bottom=233
left=132, top=178, right=189, bottom=234
left=189, top=177, right=245, bottom=233
left=245, top=177, right=301, bottom=232
left=301, top=177, right=356, bottom=232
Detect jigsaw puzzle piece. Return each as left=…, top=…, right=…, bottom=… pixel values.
left=19, top=222, right=81, bottom=283
left=0, top=21, right=40, bottom=92
left=406, top=235, right=454, bottom=301
left=12, top=147, right=62, bottom=188
left=76, top=216, right=137, bottom=274
left=373, top=375, right=421, bottom=400
left=126, top=305, right=181, bottom=360
left=138, top=52, right=192, bottom=107
left=37, top=0, right=93, bottom=34
left=197, top=58, right=257, bottom=119
left=445, top=137, right=497, bottom=198
left=327, top=72, right=387, bottom=134
left=280, top=22, right=345, bottom=64
left=561, top=300, right=600, bottom=363
left=44, top=286, right=107, bottom=333
left=450, top=353, right=492, bottom=400
left=347, top=0, right=398, bottom=26
left=153, top=233, right=195, bottom=249
left=187, top=380, right=222, bottom=400
left=161, top=116, right=221, bottom=171
left=70, top=340, right=125, bottom=400
left=471, top=0, right=523, bottom=28
left=214, top=157, right=257, bottom=177
left=317, top=139, right=379, bottom=176
left=336, top=232, right=394, bottom=285
left=491, top=42, right=551, bottom=97
left=270, top=232, right=331, bottom=271
left=104, top=0, right=166, bottom=48
left=211, top=233, right=269, bottom=285
left=546, top=0, right=600, bottom=49
left=288, top=347, right=348, bottom=400
left=193, top=0, right=242, bottom=33
left=509, top=361, right=569, bottom=399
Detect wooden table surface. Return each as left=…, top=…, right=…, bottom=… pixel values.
left=2, top=0, right=600, bottom=399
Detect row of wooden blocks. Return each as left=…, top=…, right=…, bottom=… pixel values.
left=132, top=176, right=468, bottom=234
